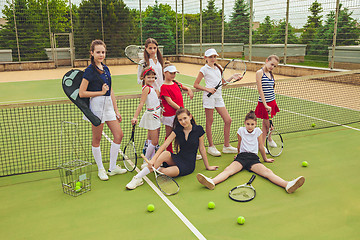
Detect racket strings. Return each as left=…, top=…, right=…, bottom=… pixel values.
left=156, top=174, right=179, bottom=195
left=125, top=46, right=143, bottom=60
left=267, top=130, right=283, bottom=156
left=230, top=187, right=255, bottom=201
left=123, top=143, right=136, bottom=171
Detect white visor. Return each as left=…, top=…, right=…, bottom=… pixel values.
left=164, top=65, right=179, bottom=73
left=204, top=48, right=219, bottom=57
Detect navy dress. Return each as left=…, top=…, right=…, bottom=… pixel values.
left=170, top=124, right=205, bottom=176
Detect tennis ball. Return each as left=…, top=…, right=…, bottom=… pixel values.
left=147, top=204, right=155, bottom=212
left=76, top=181, right=82, bottom=188
left=208, top=201, right=215, bottom=209
left=302, top=161, right=308, bottom=167
left=237, top=216, right=245, bottom=225
left=311, top=123, right=316, bottom=127
left=74, top=186, right=82, bottom=192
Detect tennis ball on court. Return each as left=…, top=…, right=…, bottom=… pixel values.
left=76, top=181, right=82, bottom=188
left=311, top=123, right=316, bottom=127
left=147, top=204, right=155, bottom=212
left=237, top=216, right=245, bottom=225
left=302, top=161, right=309, bottom=167
left=74, top=186, right=82, bottom=192
left=208, top=201, right=215, bottom=209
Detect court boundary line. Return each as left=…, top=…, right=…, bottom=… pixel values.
left=101, top=132, right=206, bottom=240
left=223, top=93, right=360, bottom=132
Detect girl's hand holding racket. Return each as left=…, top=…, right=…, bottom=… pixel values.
left=116, top=113, right=122, bottom=122
left=131, top=118, right=138, bottom=125
left=206, top=87, right=217, bottom=95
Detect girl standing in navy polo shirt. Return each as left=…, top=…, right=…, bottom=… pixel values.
left=79, top=40, right=126, bottom=181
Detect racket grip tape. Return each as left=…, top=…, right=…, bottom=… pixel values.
left=207, top=84, right=220, bottom=97
left=248, top=175, right=256, bottom=184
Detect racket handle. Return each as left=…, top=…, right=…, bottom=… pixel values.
left=248, top=175, right=256, bottom=184
left=140, top=154, right=150, bottom=164
left=207, top=84, right=220, bottom=97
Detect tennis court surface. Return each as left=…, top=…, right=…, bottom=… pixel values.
left=0, top=65, right=359, bottom=239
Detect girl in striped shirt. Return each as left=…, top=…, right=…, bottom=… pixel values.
left=255, top=55, right=280, bottom=152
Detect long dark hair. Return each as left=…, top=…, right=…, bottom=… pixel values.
left=90, top=39, right=106, bottom=74
left=172, top=108, right=196, bottom=153
left=144, top=38, right=164, bottom=68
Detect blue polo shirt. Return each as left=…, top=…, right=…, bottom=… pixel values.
left=83, top=64, right=111, bottom=96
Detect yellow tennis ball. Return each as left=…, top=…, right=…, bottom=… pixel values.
left=311, top=123, right=316, bottom=127
left=147, top=204, right=155, bottom=212
left=75, top=186, right=81, bottom=192
left=76, top=181, right=82, bottom=188
left=208, top=201, right=215, bottom=209
left=302, top=161, right=308, bottom=167
left=237, top=216, right=245, bottom=225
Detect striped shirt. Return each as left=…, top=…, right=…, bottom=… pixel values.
left=258, top=71, right=275, bottom=103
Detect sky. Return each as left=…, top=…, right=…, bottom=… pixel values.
left=0, top=0, right=359, bottom=28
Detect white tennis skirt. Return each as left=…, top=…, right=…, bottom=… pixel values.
left=83, top=96, right=116, bottom=124
left=139, top=109, right=161, bottom=130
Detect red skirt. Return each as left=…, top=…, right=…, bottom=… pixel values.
left=255, top=100, right=280, bottom=119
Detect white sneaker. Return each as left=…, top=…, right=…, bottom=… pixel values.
left=107, top=165, right=127, bottom=176
left=126, top=176, right=144, bottom=190
left=286, top=176, right=305, bottom=193
left=197, top=173, right=215, bottom=190
left=196, top=154, right=202, bottom=160
left=222, top=145, right=238, bottom=154
left=98, top=169, right=109, bottom=181
left=207, top=146, right=221, bottom=157
left=268, top=140, right=278, bottom=148
left=264, top=147, right=269, bottom=154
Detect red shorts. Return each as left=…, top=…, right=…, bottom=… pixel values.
left=255, top=100, right=279, bottom=119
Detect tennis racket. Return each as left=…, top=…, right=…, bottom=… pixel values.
left=122, top=124, right=137, bottom=172
left=229, top=175, right=256, bottom=202
left=207, top=59, right=246, bottom=97
left=125, top=45, right=144, bottom=65
left=140, top=154, right=179, bottom=196
left=266, top=112, right=284, bottom=157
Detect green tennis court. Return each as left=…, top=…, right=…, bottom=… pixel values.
left=0, top=70, right=359, bottom=239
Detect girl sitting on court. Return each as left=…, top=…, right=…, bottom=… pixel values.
left=126, top=108, right=218, bottom=190
left=160, top=61, right=193, bottom=153
left=79, top=39, right=126, bottom=181
left=196, top=110, right=305, bottom=194
left=255, top=55, right=280, bottom=153
left=193, top=48, right=238, bottom=157
left=132, top=66, right=161, bottom=163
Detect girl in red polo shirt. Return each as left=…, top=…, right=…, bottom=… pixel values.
left=160, top=61, right=193, bottom=153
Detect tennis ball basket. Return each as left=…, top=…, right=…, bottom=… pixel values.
left=58, top=121, right=92, bottom=197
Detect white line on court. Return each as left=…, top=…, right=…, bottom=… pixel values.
left=101, top=131, right=207, bottom=240
left=223, top=92, right=360, bottom=132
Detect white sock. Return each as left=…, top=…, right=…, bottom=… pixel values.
left=135, top=167, right=151, bottom=179
left=145, top=143, right=156, bottom=160
left=109, top=142, right=120, bottom=171
left=92, top=146, right=104, bottom=170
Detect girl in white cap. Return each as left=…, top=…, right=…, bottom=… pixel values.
left=194, top=48, right=238, bottom=157
left=160, top=61, right=193, bottom=154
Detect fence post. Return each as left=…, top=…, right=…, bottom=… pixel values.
left=100, top=0, right=104, bottom=41
left=249, top=0, right=253, bottom=62
left=175, top=0, right=178, bottom=55
left=330, top=0, right=340, bottom=69
left=221, top=0, right=224, bottom=59
left=284, top=0, right=289, bottom=65
left=200, top=0, right=202, bottom=57
left=46, top=0, right=54, bottom=63
left=139, top=0, right=142, bottom=46
left=11, top=0, right=21, bottom=62
left=182, top=0, right=184, bottom=56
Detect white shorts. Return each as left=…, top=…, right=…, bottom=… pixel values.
left=202, top=93, right=225, bottom=109
left=139, top=109, right=161, bottom=130
left=83, top=96, right=116, bottom=123
left=161, top=115, right=176, bottom=127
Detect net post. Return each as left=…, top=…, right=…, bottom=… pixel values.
left=330, top=0, right=340, bottom=70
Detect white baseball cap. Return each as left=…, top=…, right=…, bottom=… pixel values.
left=164, top=65, right=179, bottom=73
left=204, top=48, right=219, bottom=57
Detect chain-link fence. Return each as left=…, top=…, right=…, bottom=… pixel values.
left=0, top=0, right=359, bottom=69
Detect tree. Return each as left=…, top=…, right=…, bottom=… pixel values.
left=74, top=0, right=137, bottom=58
left=226, top=0, right=250, bottom=43
left=202, top=0, right=222, bottom=43
left=253, top=16, right=275, bottom=44
left=270, top=19, right=298, bottom=44
left=301, top=0, right=323, bottom=55
left=142, top=1, right=175, bottom=54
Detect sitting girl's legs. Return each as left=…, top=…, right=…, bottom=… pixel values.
left=250, top=163, right=287, bottom=188
left=212, top=161, right=242, bottom=185
left=155, top=151, right=180, bottom=177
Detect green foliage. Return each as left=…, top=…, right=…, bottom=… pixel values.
left=226, top=0, right=250, bottom=43
left=202, top=0, right=222, bottom=43
left=270, top=19, right=298, bottom=44
left=184, top=14, right=200, bottom=44
left=301, top=1, right=323, bottom=55
left=74, top=0, right=137, bottom=59
left=142, top=1, right=175, bottom=54
left=253, top=16, right=275, bottom=44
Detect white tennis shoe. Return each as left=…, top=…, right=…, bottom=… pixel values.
left=107, top=165, right=127, bottom=176
left=222, top=145, right=238, bottom=154
left=286, top=176, right=305, bottom=193
left=268, top=140, right=278, bottom=148
left=197, top=173, right=215, bottom=190
left=126, top=176, right=144, bottom=190
left=207, top=146, right=221, bottom=157
left=98, top=169, right=109, bottom=181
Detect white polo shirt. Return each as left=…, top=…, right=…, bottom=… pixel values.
left=237, top=127, right=262, bottom=154
left=200, top=64, right=222, bottom=97
left=137, top=58, right=164, bottom=91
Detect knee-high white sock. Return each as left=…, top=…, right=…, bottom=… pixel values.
left=145, top=143, right=156, bottom=160
left=135, top=167, right=151, bottom=179
left=109, top=142, right=120, bottom=171
left=92, top=146, right=104, bottom=170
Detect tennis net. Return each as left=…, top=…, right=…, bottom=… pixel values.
left=1, top=70, right=359, bottom=176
